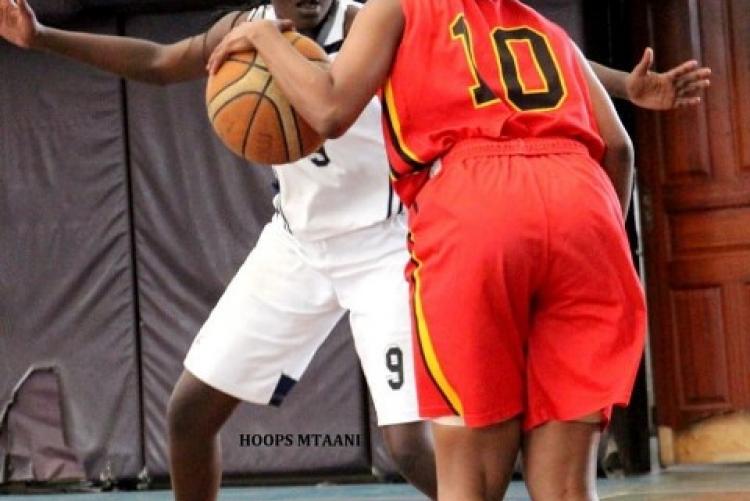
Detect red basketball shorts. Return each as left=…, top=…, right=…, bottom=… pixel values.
left=406, top=138, right=647, bottom=430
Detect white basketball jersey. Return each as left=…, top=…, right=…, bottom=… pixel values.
left=248, top=1, right=401, bottom=241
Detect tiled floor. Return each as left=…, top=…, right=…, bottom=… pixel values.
left=2, top=467, right=749, bottom=500
left=597, top=466, right=750, bottom=500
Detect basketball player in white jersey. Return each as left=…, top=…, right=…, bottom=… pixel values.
left=0, top=0, right=710, bottom=499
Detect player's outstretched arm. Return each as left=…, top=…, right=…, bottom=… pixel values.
left=208, top=0, right=403, bottom=139
left=576, top=46, right=634, bottom=217
left=0, top=0, right=244, bottom=84
left=590, top=48, right=711, bottom=110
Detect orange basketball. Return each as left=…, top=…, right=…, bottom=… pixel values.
left=206, top=31, right=328, bottom=165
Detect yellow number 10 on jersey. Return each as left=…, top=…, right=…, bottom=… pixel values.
left=450, top=14, right=568, bottom=112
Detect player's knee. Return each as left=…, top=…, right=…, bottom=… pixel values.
left=526, top=481, right=596, bottom=501
left=167, top=389, right=201, bottom=441
left=381, top=424, right=431, bottom=475
left=167, top=377, right=217, bottom=441
left=388, top=445, right=423, bottom=477
left=167, top=372, right=239, bottom=442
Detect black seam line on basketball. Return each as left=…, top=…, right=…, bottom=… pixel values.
left=289, top=35, right=328, bottom=63
left=227, top=52, right=258, bottom=66
left=250, top=59, right=325, bottom=73
left=208, top=52, right=259, bottom=107
left=260, top=78, right=291, bottom=163
left=408, top=252, right=460, bottom=417
left=253, top=58, right=326, bottom=68
left=381, top=98, right=430, bottom=173
left=209, top=90, right=267, bottom=123
left=289, top=106, right=305, bottom=162
left=286, top=31, right=321, bottom=157
left=241, top=75, right=274, bottom=157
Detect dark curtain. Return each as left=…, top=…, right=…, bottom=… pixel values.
left=0, top=18, right=141, bottom=480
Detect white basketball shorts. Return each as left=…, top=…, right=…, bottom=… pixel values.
left=184, top=214, right=419, bottom=426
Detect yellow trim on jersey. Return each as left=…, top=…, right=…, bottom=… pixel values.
left=490, top=25, right=569, bottom=113
left=450, top=13, right=501, bottom=109
left=410, top=236, right=465, bottom=416
left=383, top=79, right=426, bottom=165
left=506, top=38, right=549, bottom=94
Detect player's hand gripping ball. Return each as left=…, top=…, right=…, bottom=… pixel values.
left=206, top=31, right=328, bottom=165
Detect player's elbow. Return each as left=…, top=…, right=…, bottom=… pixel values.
left=607, top=133, right=634, bottom=168
left=140, top=46, right=186, bottom=85
left=124, top=61, right=174, bottom=86
left=315, top=109, right=352, bottom=140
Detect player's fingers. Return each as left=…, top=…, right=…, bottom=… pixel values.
left=676, top=79, right=710, bottom=97
left=2, top=0, right=23, bottom=21
left=664, top=59, right=699, bottom=81
left=675, top=96, right=702, bottom=108
left=675, top=72, right=710, bottom=92
left=632, top=47, right=653, bottom=77
left=208, top=37, right=244, bottom=73
left=675, top=67, right=711, bottom=90
left=207, top=41, right=228, bottom=73
left=0, top=0, right=11, bottom=26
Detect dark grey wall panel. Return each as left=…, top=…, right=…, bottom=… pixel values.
left=124, top=11, right=369, bottom=477
left=527, top=0, right=584, bottom=45
left=0, top=20, right=141, bottom=481
left=27, top=0, right=83, bottom=21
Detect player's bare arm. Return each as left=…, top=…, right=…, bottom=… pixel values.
left=325, top=2, right=709, bottom=112
left=0, top=0, right=247, bottom=84
left=575, top=45, right=634, bottom=217
left=208, top=0, right=403, bottom=138
left=590, top=47, right=711, bottom=110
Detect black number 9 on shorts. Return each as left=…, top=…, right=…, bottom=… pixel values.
left=386, top=346, right=404, bottom=390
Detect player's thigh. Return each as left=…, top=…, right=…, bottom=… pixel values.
left=337, top=217, right=420, bottom=426
left=406, top=154, right=543, bottom=426
left=184, top=220, right=345, bottom=406
left=526, top=154, right=646, bottom=430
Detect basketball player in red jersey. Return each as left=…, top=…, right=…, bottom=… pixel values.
left=2, top=0, right=706, bottom=499
left=206, top=0, right=699, bottom=499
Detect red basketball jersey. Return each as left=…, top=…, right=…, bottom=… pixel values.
left=382, top=0, right=606, bottom=205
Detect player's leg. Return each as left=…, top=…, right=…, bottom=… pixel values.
left=167, top=371, right=240, bottom=501
left=523, top=150, right=646, bottom=501
left=380, top=421, right=436, bottom=499
left=174, top=219, right=344, bottom=501
left=523, top=417, right=601, bottom=501
left=332, top=215, right=437, bottom=499
left=402, top=147, right=544, bottom=500
left=432, top=418, right=521, bottom=501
